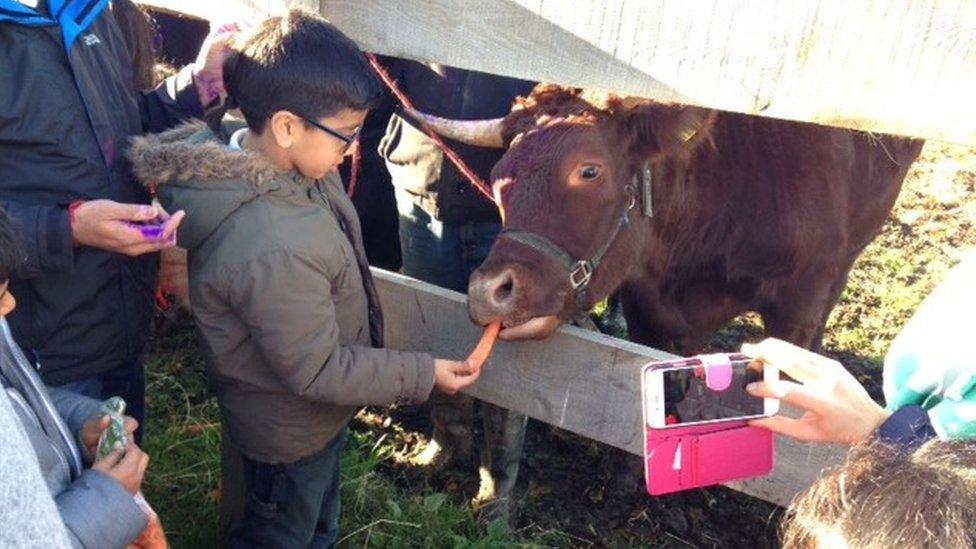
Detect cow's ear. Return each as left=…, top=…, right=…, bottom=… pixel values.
left=623, top=103, right=716, bottom=161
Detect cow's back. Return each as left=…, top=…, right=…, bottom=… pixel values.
left=662, top=113, right=922, bottom=279
left=638, top=113, right=922, bottom=350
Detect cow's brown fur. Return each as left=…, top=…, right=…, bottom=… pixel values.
left=469, top=85, right=923, bottom=353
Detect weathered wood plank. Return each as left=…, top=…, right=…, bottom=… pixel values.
left=374, top=269, right=846, bottom=507
left=142, top=0, right=976, bottom=143
left=138, top=0, right=316, bottom=22
left=319, top=0, right=976, bottom=144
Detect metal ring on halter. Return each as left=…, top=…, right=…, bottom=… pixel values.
left=569, top=260, right=594, bottom=289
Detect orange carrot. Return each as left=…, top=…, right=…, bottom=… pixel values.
left=468, top=321, right=502, bottom=370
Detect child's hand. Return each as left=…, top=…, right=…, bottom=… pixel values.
left=80, top=414, right=139, bottom=460
left=92, top=443, right=150, bottom=495
left=743, top=338, right=890, bottom=443
left=193, top=21, right=243, bottom=106
left=434, top=359, right=481, bottom=394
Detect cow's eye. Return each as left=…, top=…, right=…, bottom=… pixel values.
left=580, top=165, right=601, bottom=180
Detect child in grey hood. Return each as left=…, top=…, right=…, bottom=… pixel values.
left=1, top=207, right=148, bottom=549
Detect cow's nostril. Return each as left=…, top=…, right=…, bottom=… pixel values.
left=494, top=278, right=514, bottom=302
left=488, top=270, right=518, bottom=309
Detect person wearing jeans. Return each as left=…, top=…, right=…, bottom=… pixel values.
left=380, top=60, right=535, bottom=522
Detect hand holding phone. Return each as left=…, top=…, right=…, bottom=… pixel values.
left=742, top=339, right=890, bottom=443
left=645, top=354, right=779, bottom=429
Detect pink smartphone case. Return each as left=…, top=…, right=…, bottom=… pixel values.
left=642, top=354, right=774, bottom=496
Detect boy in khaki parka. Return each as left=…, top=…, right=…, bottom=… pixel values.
left=128, top=10, right=479, bottom=546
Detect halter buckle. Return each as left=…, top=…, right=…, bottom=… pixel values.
left=570, top=260, right=594, bottom=289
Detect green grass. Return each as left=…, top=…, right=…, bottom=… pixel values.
left=141, top=327, right=222, bottom=547
left=141, top=326, right=558, bottom=548
left=337, top=429, right=571, bottom=548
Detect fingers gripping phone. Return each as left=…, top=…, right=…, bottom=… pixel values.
left=645, top=354, right=779, bottom=428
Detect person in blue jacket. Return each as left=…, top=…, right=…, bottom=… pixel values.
left=745, top=250, right=976, bottom=448
left=378, top=60, right=535, bottom=522
left=0, top=0, right=234, bottom=434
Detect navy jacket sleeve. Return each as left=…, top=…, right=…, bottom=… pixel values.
left=2, top=66, right=205, bottom=278
left=138, top=64, right=206, bottom=133
left=876, top=405, right=938, bottom=450
left=0, top=200, right=75, bottom=277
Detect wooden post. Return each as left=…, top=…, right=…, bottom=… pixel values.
left=374, top=269, right=846, bottom=507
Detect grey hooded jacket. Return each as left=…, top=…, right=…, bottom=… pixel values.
left=0, top=381, right=73, bottom=548
left=127, top=122, right=436, bottom=463
left=0, top=318, right=146, bottom=548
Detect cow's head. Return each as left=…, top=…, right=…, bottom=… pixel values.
left=411, top=85, right=715, bottom=339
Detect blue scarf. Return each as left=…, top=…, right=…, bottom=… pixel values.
left=0, top=0, right=109, bottom=50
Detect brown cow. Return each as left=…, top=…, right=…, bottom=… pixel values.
left=413, top=85, right=923, bottom=353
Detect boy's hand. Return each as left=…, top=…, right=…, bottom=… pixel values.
left=71, top=199, right=185, bottom=255
left=434, top=359, right=481, bottom=395
left=743, top=338, right=890, bottom=444
left=80, top=414, right=139, bottom=459
left=92, top=443, right=150, bottom=495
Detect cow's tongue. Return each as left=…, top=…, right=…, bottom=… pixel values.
left=498, top=315, right=560, bottom=341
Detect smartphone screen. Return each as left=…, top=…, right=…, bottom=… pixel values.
left=662, top=360, right=764, bottom=425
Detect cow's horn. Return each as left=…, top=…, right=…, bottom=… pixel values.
left=403, top=108, right=506, bottom=148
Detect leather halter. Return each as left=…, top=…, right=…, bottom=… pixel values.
left=497, top=162, right=653, bottom=312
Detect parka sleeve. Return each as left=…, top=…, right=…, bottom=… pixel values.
left=0, top=390, right=75, bottom=549
left=875, top=405, right=937, bottom=450
left=225, top=248, right=436, bottom=406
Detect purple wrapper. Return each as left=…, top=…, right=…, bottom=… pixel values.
left=139, top=225, right=166, bottom=239
left=125, top=221, right=166, bottom=239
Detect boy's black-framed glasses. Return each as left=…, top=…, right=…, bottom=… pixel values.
left=299, top=115, right=360, bottom=152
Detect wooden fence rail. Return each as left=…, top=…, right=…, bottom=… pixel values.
left=374, top=269, right=846, bottom=507
left=142, top=0, right=976, bottom=144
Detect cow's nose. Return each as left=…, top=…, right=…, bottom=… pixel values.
left=468, top=268, right=520, bottom=323
left=486, top=269, right=518, bottom=310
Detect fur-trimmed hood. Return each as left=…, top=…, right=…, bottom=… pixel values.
left=126, top=122, right=290, bottom=250
left=127, top=121, right=282, bottom=189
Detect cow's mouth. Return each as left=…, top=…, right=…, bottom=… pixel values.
left=467, top=263, right=567, bottom=340
left=497, top=314, right=561, bottom=341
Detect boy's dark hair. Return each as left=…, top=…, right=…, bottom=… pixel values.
left=781, top=439, right=976, bottom=548
left=222, top=9, right=382, bottom=134
left=0, top=207, right=24, bottom=284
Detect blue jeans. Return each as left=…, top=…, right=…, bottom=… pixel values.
left=395, top=188, right=501, bottom=293
left=396, top=190, right=526, bottom=519
left=229, top=429, right=347, bottom=549
left=57, top=356, right=145, bottom=443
